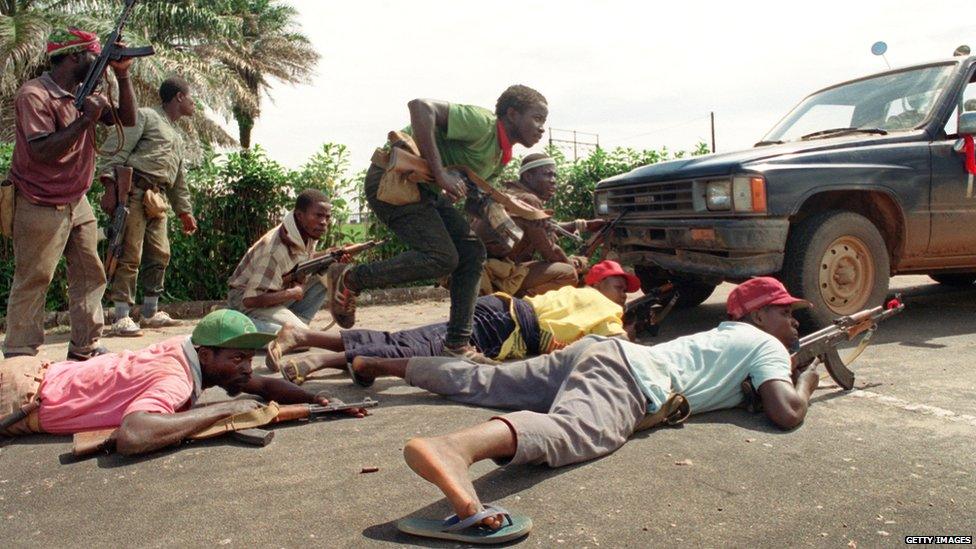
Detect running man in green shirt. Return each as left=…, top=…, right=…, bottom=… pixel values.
left=99, top=77, right=198, bottom=337
left=325, top=85, right=549, bottom=363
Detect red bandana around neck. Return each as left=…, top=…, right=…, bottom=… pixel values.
left=497, top=120, right=513, bottom=166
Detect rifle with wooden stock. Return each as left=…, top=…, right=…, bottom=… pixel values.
left=623, top=282, right=678, bottom=340
left=281, top=240, right=383, bottom=286
left=741, top=298, right=904, bottom=412
left=72, top=397, right=379, bottom=458
left=581, top=212, right=625, bottom=258
left=102, top=166, right=133, bottom=280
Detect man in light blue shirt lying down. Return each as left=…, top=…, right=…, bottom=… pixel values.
left=352, top=277, right=821, bottom=534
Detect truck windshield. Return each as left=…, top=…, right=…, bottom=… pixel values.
left=762, top=64, right=956, bottom=143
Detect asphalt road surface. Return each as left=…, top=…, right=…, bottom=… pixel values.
left=1, top=275, right=974, bottom=547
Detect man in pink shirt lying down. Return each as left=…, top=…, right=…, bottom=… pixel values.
left=0, top=310, right=366, bottom=456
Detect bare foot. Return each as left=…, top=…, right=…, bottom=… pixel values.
left=403, top=437, right=504, bottom=530
left=351, top=356, right=378, bottom=384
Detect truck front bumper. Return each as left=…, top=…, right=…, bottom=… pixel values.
left=610, top=217, right=790, bottom=279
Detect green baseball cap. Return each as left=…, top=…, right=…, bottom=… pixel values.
left=191, top=309, right=277, bottom=349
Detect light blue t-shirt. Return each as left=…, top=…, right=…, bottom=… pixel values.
left=617, top=322, right=792, bottom=414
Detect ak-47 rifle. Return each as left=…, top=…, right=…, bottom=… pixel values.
left=623, top=283, right=678, bottom=340
left=740, top=298, right=904, bottom=412
left=71, top=397, right=379, bottom=458
left=74, top=0, right=155, bottom=112
left=103, top=166, right=133, bottom=280
left=792, top=297, right=905, bottom=390
left=281, top=240, right=384, bottom=286
left=581, top=212, right=625, bottom=258
left=548, top=220, right=584, bottom=243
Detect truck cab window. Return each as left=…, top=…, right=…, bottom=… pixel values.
left=943, top=72, right=976, bottom=136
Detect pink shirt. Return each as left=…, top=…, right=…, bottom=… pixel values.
left=37, top=336, right=201, bottom=434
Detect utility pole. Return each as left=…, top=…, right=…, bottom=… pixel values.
left=548, top=127, right=600, bottom=162
left=710, top=111, right=716, bottom=153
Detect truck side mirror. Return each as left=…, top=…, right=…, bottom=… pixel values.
left=959, top=112, right=976, bottom=136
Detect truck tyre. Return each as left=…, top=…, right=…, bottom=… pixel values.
left=634, top=266, right=717, bottom=309
left=781, top=210, right=889, bottom=328
left=929, top=273, right=976, bottom=286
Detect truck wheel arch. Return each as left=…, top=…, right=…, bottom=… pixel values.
left=789, top=188, right=905, bottom=267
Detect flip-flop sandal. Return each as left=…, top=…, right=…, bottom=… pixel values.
left=326, top=264, right=357, bottom=329
left=281, top=359, right=311, bottom=385
left=264, top=340, right=283, bottom=372
left=397, top=503, right=532, bottom=544
left=346, top=362, right=375, bottom=388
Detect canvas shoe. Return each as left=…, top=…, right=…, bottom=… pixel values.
left=109, top=316, right=143, bottom=337
left=140, top=311, right=182, bottom=328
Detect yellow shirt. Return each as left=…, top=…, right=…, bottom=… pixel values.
left=496, top=286, right=625, bottom=359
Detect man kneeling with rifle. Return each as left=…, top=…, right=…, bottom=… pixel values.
left=227, top=189, right=375, bottom=333
left=0, top=310, right=367, bottom=456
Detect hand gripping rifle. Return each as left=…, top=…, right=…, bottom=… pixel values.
left=74, top=0, right=155, bottom=112
left=792, top=297, right=905, bottom=390
left=623, top=282, right=678, bottom=340
left=581, top=212, right=625, bottom=258
left=281, top=240, right=384, bottom=286
left=103, top=166, right=133, bottom=280
left=71, top=397, right=379, bottom=458
left=740, top=297, right=904, bottom=412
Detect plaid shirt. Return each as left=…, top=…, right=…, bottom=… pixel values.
left=227, top=212, right=316, bottom=311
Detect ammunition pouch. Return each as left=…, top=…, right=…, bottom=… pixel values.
left=633, top=393, right=690, bottom=433
left=141, top=187, right=169, bottom=220
left=373, top=131, right=425, bottom=206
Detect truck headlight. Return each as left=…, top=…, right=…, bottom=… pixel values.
left=705, top=180, right=731, bottom=210
left=732, top=175, right=767, bottom=213
left=595, top=191, right=609, bottom=215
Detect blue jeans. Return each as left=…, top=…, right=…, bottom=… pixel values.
left=247, top=278, right=328, bottom=333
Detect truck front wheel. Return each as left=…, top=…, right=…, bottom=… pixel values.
left=781, top=210, right=890, bottom=328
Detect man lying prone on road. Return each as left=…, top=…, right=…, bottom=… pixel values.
left=264, top=260, right=641, bottom=384
left=351, top=277, right=821, bottom=544
left=0, top=310, right=366, bottom=456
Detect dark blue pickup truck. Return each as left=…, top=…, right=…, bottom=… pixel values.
left=596, top=55, right=976, bottom=325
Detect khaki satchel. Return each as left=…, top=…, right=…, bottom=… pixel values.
left=373, top=130, right=428, bottom=206
left=142, top=187, right=169, bottom=219
left=0, top=179, right=15, bottom=237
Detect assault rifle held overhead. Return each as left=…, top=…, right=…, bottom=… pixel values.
left=71, top=398, right=379, bottom=458
left=75, top=0, right=155, bottom=111
left=281, top=240, right=384, bottom=285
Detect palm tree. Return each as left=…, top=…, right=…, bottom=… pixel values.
left=200, top=0, right=319, bottom=148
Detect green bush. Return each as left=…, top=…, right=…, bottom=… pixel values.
left=0, top=138, right=711, bottom=314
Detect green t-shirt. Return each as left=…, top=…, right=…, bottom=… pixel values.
left=614, top=322, right=792, bottom=414
left=402, top=104, right=504, bottom=182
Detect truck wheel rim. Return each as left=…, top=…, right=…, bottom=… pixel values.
left=818, top=235, right=873, bottom=315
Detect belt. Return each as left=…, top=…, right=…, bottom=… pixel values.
left=133, top=171, right=162, bottom=192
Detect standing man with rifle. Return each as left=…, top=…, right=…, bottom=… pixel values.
left=226, top=189, right=337, bottom=333
left=324, top=85, right=549, bottom=364
left=2, top=28, right=139, bottom=360
left=0, top=309, right=367, bottom=457
left=98, top=77, right=199, bottom=337
left=472, top=152, right=606, bottom=297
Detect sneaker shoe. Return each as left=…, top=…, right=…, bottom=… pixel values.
left=140, top=311, right=182, bottom=328
left=109, top=316, right=143, bottom=337
left=442, top=344, right=499, bottom=365
left=325, top=263, right=357, bottom=329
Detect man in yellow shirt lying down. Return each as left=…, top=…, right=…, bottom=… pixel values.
left=267, top=260, right=640, bottom=385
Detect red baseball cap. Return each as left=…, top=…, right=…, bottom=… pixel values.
left=726, top=277, right=809, bottom=320
left=584, top=260, right=641, bottom=292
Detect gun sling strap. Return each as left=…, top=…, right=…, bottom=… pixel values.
left=633, top=393, right=690, bottom=433
left=187, top=401, right=281, bottom=440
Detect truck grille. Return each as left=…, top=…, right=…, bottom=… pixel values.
left=607, top=180, right=695, bottom=214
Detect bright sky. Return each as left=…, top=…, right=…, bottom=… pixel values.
left=245, top=0, right=974, bottom=171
